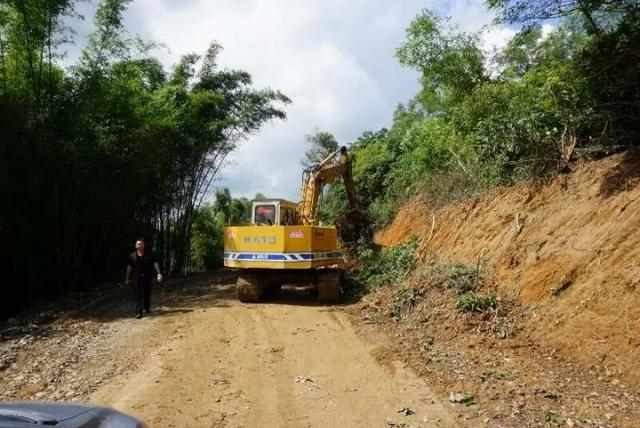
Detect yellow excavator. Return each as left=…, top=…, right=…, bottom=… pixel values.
left=223, top=146, right=364, bottom=302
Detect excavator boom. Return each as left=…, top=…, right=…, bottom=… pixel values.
left=298, top=146, right=358, bottom=225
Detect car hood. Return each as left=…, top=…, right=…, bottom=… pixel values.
left=0, top=401, right=144, bottom=427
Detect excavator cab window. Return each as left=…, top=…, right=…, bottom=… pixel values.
left=281, top=208, right=292, bottom=225
left=254, top=204, right=276, bottom=225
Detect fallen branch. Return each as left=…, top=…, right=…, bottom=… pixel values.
left=417, top=214, right=436, bottom=263
left=474, top=247, right=488, bottom=289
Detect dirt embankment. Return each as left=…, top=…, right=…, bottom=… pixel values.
left=367, top=151, right=640, bottom=425
left=377, top=151, right=640, bottom=382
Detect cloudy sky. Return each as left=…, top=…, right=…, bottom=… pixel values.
left=68, top=0, right=516, bottom=201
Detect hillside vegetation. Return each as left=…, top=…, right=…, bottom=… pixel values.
left=321, top=0, right=639, bottom=229
left=322, top=3, right=640, bottom=425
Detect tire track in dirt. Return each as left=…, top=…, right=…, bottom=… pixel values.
left=90, top=283, right=458, bottom=427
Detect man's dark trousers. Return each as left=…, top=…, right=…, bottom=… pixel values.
left=133, top=277, right=152, bottom=315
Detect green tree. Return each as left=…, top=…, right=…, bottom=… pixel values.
left=487, top=0, right=640, bottom=146
left=213, top=188, right=232, bottom=223
left=301, top=130, right=339, bottom=168
left=230, top=197, right=251, bottom=225
left=396, top=10, right=486, bottom=109
left=189, top=189, right=252, bottom=271
left=190, top=205, right=223, bottom=271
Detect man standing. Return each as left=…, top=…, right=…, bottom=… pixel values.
left=126, top=239, right=163, bottom=319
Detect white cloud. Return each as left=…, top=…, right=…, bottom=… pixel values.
left=481, top=26, right=517, bottom=54
left=541, top=23, right=556, bottom=40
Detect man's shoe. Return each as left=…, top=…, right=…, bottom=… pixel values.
left=136, top=313, right=142, bottom=319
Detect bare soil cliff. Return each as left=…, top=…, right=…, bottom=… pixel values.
left=378, top=151, right=640, bottom=385
left=368, top=151, right=640, bottom=426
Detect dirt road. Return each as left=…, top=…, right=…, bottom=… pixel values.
left=5, top=270, right=635, bottom=426
left=86, top=280, right=456, bottom=427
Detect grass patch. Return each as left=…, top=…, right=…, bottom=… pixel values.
left=544, top=410, right=558, bottom=424
left=353, top=236, right=420, bottom=290
left=477, top=371, right=512, bottom=383
left=456, top=293, right=498, bottom=313
left=495, top=372, right=512, bottom=380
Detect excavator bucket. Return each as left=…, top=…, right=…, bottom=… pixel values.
left=334, top=209, right=372, bottom=249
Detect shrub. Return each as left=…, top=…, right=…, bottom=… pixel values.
left=456, top=293, right=498, bottom=313
left=354, top=236, right=420, bottom=290
left=388, top=287, right=422, bottom=319
left=417, top=262, right=479, bottom=294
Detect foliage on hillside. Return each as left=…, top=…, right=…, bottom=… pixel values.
left=321, top=0, right=639, bottom=229
left=0, top=0, right=288, bottom=317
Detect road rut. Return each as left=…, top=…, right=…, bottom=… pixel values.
left=91, top=283, right=456, bottom=427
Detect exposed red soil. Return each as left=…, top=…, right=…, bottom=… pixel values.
left=362, top=151, right=640, bottom=426
left=376, top=151, right=640, bottom=387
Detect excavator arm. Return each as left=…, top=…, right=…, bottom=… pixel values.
left=298, top=146, right=358, bottom=225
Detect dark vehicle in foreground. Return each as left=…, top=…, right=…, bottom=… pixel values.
left=0, top=401, right=144, bottom=427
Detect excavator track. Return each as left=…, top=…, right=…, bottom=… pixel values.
left=235, top=269, right=342, bottom=303
left=317, top=270, right=342, bottom=303
left=236, top=273, right=264, bottom=302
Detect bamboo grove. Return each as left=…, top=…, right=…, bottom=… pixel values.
left=0, top=0, right=289, bottom=317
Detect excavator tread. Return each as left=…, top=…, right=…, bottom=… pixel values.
left=236, top=273, right=263, bottom=302
left=317, top=270, right=342, bottom=303
left=235, top=269, right=342, bottom=304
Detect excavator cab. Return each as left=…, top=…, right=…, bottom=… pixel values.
left=252, top=202, right=276, bottom=225
left=251, top=199, right=299, bottom=226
